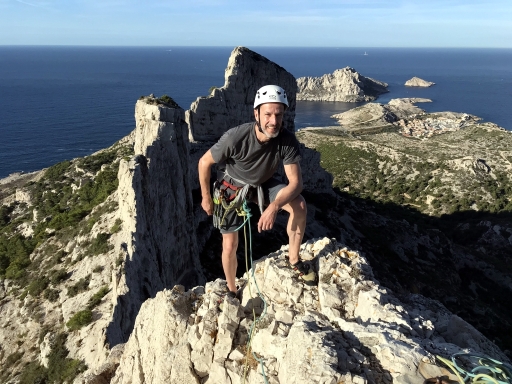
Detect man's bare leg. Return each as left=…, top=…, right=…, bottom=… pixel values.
left=222, top=232, right=239, bottom=292
left=280, top=194, right=307, bottom=265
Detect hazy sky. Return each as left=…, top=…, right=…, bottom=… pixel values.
left=1, top=0, right=511, bottom=47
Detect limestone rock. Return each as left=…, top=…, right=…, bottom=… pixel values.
left=107, top=238, right=509, bottom=383
left=297, top=67, right=388, bottom=102
left=405, top=77, right=435, bottom=87
left=111, top=288, right=200, bottom=384
left=39, top=332, right=54, bottom=368
left=186, top=46, right=297, bottom=142
left=109, top=98, right=205, bottom=346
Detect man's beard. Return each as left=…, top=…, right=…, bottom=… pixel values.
left=261, top=124, right=280, bottom=139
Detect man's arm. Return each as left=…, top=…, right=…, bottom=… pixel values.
left=198, top=150, right=216, bottom=215
left=257, top=162, right=303, bottom=232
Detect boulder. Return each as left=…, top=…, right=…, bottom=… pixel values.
left=405, top=77, right=435, bottom=87
left=297, top=67, right=388, bottom=102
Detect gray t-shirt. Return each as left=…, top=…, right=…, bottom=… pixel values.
left=210, top=122, right=301, bottom=186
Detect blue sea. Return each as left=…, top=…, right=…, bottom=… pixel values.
left=1, top=46, right=511, bottom=179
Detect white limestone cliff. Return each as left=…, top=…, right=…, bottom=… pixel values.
left=96, top=238, right=508, bottom=384
left=110, top=97, right=205, bottom=346
left=405, top=77, right=436, bottom=87
left=297, top=67, right=388, bottom=102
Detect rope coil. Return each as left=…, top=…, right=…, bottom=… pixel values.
left=436, top=353, right=512, bottom=384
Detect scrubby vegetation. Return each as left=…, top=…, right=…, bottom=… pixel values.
left=66, top=310, right=93, bottom=331
left=304, top=126, right=512, bottom=217
left=0, top=142, right=132, bottom=287
left=67, top=275, right=90, bottom=297
left=141, top=94, right=180, bottom=108
left=88, top=286, right=110, bottom=309
left=17, top=333, right=87, bottom=383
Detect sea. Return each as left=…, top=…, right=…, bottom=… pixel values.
left=1, top=46, right=511, bottom=179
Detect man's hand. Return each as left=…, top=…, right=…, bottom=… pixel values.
left=258, top=202, right=279, bottom=232
left=202, top=195, right=214, bottom=216
left=198, top=150, right=216, bottom=216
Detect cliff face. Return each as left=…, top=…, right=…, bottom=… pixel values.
left=297, top=67, right=388, bottom=102
left=110, top=97, right=205, bottom=346
left=186, top=46, right=297, bottom=142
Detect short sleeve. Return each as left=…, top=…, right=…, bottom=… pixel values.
left=281, top=132, right=302, bottom=165
left=210, top=130, right=233, bottom=164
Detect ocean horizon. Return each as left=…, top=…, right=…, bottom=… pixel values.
left=1, top=46, right=511, bottom=179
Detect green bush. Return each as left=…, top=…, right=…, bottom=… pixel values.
left=110, top=218, right=122, bottom=234
left=67, top=275, right=90, bottom=297
left=156, top=94, right=179, bottom=108
left=66, top=310, right=93, bottom=331
left=18, top=332, right=87, bottom=383
left=87, top=286, right=110, bottom=309
left=77, top=150, right=118, bottom=174
left=88, top=233, right=112, bottom=256
left=50, top=268, right=69, bottom=285
left=28, top=276, right=50, bottom=297
left=0, top=204, right=14, bottom=227
left=45, top=160, right=72, bottom=181
left=44, top=288, right=60, bottom=303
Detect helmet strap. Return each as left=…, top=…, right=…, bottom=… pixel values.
left=256, top=107, right=264, bottom=133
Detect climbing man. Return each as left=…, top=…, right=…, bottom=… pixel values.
left=198, top=85, right=317, bottom=299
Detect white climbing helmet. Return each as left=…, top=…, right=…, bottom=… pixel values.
left=253, top=85, right=289, bottom=109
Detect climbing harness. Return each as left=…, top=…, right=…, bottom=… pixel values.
left=435, top=353, right=512, bottom=384
left=212, top=180, right=251, bottom=230
left=212, top=172, right=265, bottom=232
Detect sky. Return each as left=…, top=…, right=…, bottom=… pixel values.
left=0, top=0, right=511, bottom=48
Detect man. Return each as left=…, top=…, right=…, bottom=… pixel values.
left=198, top=85, right=317, bottom=298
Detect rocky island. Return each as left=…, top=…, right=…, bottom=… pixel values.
left=0, top=47, right=511, bottom=384
left=405, top=77, right=436, bottom=87
left=297, top=67, right=388, bottom=102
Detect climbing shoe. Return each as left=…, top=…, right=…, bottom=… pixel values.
left=287, top=260, right=318, bottom=286
left=217, top=290, right=240, bottom=311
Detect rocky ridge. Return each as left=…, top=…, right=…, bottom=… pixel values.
left=405, top=77, right=435, bottom=87
left=96, top=238, right=507, bottom=384
left=297, top=67, right=388, bottom=102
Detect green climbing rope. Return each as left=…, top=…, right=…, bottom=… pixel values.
left=237, top=200, right=270, bottom=384
left=436, top=353, right=512, bottom=384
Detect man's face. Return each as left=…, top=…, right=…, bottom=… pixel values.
left=254, top=102, right=285, bottom=139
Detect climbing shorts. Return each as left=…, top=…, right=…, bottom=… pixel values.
left=213, top=177, right=286, bottom=234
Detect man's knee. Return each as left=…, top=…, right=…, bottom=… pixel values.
left=280, top=194, right=307, bottom=219
left=222, top=233, right=239, bottom=255
left=289, top=194, right=307, bottom=217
